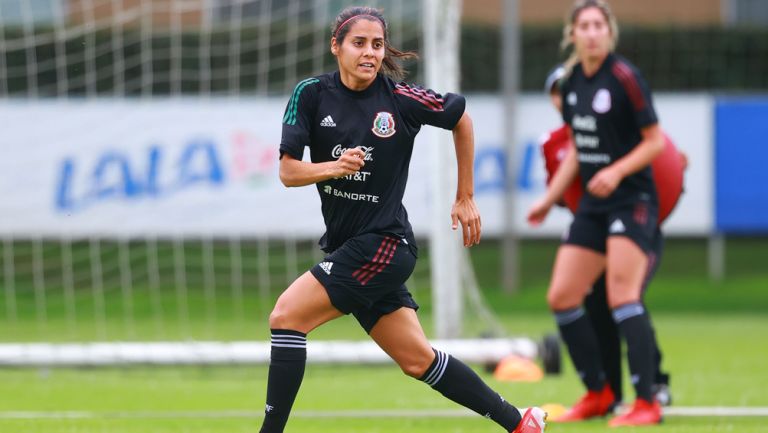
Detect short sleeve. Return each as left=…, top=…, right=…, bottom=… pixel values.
left=611, top=61, right=658, bottom=129
left=279, top=78, right=320, bottom=160
left=394, top=83, right=466, bottom=130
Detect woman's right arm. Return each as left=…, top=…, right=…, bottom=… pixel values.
left=527, top=139, right=580, bottom=225
left=279, top=148, right=366, bottom=187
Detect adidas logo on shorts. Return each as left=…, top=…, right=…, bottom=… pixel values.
left=320, top=115, right=336, bottom=127
left=609, top=218, right=626, bottom=234
left=319, top=261, right=334, bottom=275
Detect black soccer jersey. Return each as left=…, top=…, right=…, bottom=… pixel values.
left=280, top=71, right=466, bottom=252
left=561, top=53, right=659, bottom=211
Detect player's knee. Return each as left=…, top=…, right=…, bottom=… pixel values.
left=396, top=350, right=434, bottom=378
left=547, top=286, right=573, bottom=310
left=268, top=305, right=294, bottom=329
left=400, top=358, right=432, bottom=378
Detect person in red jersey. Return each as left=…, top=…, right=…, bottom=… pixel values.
left=260, top=6, right=546, bottom=433
left=527, top=0, right=684, bottom=427
left=540, top=62, right=686, bottom=419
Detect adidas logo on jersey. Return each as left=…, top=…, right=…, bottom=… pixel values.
left=609, top=219, right=626, bottom=233
left=320, top=115, right=336, bottom=127
left=319, top=261, right=334, bottom=275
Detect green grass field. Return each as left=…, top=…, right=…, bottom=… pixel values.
left=1, top=313, right=767, bottom=432
left=1, top=238, right=767, bottom=432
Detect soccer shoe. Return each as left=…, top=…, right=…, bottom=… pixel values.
left=511, top=407, right=547, bottom=433
left=553, top=384, right=615, bottom=422
left=653, top=383, right=672, bottom=406
left=608, top=398, right=662, bottom=427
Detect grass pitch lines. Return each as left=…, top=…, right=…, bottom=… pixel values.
left=2, top=407, right=768, bottom=420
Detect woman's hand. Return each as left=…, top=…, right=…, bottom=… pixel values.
left=527, top=197, right=553, bottom=226
left=587, top=165, right=622, bottom=198
left=451, top=196, right=482, bottom=247
left=331, top=147, right=366, bottom=178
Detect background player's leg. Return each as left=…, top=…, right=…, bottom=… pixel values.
left=548, top=245, right=614, bottom=421
left=585, top=275, right=623, bottom=406
left=260, top=271, right=344, bottom=433
left=606, top=236, right=655, bottom=403
left=642, top=229, right=672, bottom=404
left=369, top=307, right=525, bottom=432
left=548, top=245, right=606, bottom=392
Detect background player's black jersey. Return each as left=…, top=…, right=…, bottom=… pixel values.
left=561, top=53, right=658, bottom=211
left=280, top=71, right=466, bottom=252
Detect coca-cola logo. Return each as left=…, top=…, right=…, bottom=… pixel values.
left=331, top=144, right=374, bottom=161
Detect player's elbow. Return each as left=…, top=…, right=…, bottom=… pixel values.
left=279, top=170, right=300, bottom=187
left=279, top=160, right=300, bottom=187
left=647, top=127, right=665, bottom=157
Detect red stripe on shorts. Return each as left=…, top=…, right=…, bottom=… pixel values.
left=351, top=237, right=396, bottom=284
left=359, top=239, right=399, bottom=285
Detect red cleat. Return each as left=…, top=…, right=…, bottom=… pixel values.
left=554, top=385, right=615, bottom=422
left=511, top=407, right=547, bottom=433
left=608, top=398, right=662, bottom=427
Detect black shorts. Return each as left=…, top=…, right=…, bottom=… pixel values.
left=564, top=200, right=658, bottom=254
left=310, top=232, right=419, bottom=333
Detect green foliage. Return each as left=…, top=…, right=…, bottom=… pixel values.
left=3, top=25, right=768, bottom=96
left=463, top=25, right=768, bottom=92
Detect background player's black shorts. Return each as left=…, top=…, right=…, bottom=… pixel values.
left=564, top=200, right=659, bottom=254
left=310, top=232, right=418, bottom=333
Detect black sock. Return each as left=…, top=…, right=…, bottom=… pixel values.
left=554, top=307, right=605, bottom=391
left=613, top=303, right=655, bottom=402
left=420, top=349, right=522, bottom=432
left=259, top=329, right=307, bottom=433
left=585, top=277, right=623, bottom=402
left=647, top=310, right=669, bottom=385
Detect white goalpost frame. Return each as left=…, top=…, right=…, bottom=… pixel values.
left=423, top=0, right=464, bottom=340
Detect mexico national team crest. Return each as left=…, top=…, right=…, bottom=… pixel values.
left=371, top=111, right=396, bottom=138
left=592, top=88, right=612, bottom=113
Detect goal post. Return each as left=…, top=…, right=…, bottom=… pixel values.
left=0, top=0, right=544, bottom=365
left=423, top=0, right=464, bottom=339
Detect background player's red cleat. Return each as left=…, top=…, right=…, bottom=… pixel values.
left=511, top=407, right=547, bottom=433
left=554, top=385, right=615, bottom=422
left=608, top=398, right=662, bottom=427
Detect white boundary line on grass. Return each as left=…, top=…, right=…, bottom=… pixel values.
left=1, top=407, right=768, bottom=420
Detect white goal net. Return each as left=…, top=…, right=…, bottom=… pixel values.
left=0, top=0, right=531, bottom=366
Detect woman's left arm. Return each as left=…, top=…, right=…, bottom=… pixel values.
left=451, top=111, right=482, bottom=246
left=587, top=123, right=665, bottom=198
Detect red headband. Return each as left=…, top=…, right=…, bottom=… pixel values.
left=334, top=14, right=384, bottom=38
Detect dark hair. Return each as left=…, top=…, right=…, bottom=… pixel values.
left=331, top=6, right=417, bottom=81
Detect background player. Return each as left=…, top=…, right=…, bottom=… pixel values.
left=541, top=64, right=684, bottom=419
left=260, top=6, right=546, bottom=433
left=527, top=0, right=670, bottom=426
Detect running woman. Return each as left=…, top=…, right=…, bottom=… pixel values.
left=528, top=0, right=667, bottom=426
left=260, top=6, right=546, bottom=433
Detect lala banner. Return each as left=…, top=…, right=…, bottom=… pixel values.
left=0, top=95, right=713, bottom=238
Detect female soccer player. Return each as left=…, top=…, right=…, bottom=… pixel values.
left=260, top=7, right=545, bottom=433
left=528, top=0, right=666, bottom=426
left=540, top=64, right=682, bottom=419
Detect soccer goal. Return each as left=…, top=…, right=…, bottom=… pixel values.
left=0, top=0, right=555, bottom=370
